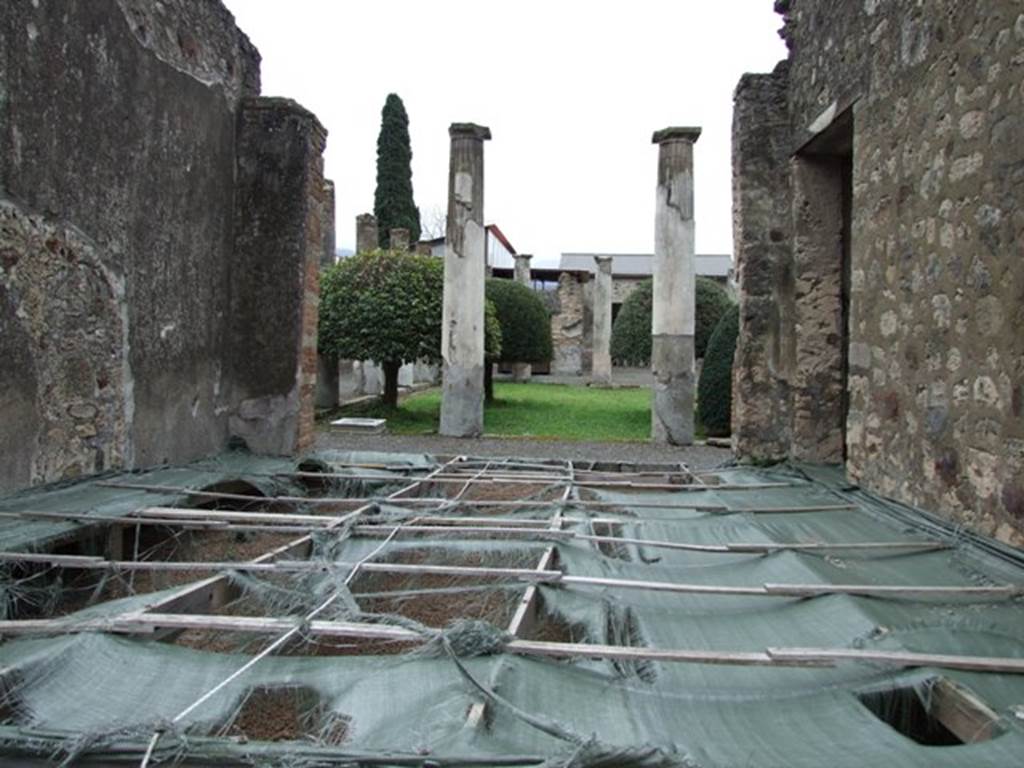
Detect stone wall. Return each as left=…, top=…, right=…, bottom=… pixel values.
left=731, top=63, right=795, bottom=460
left=734, top=0, right=1024, bottom=543
left=0, top=0, right=328, bottom=492
left=549, top=272, right=592, bottom=375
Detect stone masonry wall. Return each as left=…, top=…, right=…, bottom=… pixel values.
left=227, top=98, right=327, bottom=456
left=736, top=0, right=1024, bottom=542
left=550, top=272, right=592, bottom=375
left=732, top=63, right=795, bottom=460
left=0, top=1, right=328, bottom=492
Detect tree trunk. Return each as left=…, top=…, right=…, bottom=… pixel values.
left=383, top=360, right=401, bottom=407
left=484, top=361, right=494, bottom=403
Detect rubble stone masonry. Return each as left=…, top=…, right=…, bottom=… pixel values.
left=0, top=1, right=328, bottom=492
left=734, top=0, right=1024, bottom=543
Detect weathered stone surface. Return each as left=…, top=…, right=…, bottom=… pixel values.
left=389, top=227, right=410, bottom=252
left=355, top=214, right=378, bottom=254
left=550, top=272, right=590, bottom=376
left=0, top=1, right=327, bottom=491
left=440, top=123, right=490, bottom=437
left=735, top=0, right=1024, bottom=543
left=591, top=256, right=614, bottom=385
left=513, top=253, right=533, bottom=382
left=651, top=128, right=699, bottom=445
left=732, top=64, right=794, bottom=460
left=230, top=98, right=327, bottom=456
left=652, top=335, right=696, bottom=444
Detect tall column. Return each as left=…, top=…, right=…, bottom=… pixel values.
left=316, top=179, right=339, bottom=408
left=651, top=126, right=701, bottom=444
left=356, top=213, right=378, bottom=253
left=440, top=123, right=491, bottom=437
left=512, top=253, right=533, bottom=382
left=591, top=255, right=614, bottom=386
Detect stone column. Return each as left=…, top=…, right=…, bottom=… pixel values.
left=591, top=255, right=614, bottom=386
left=651, top=126, right=701, bottom=445
left=440, top=123, right=491, bottom=437
left=390, top=227, right=410, bottom=251
left=356, top=213, right=378, bottom=253
left=316, top=180, right=339, bottom=409
left=512, top=253, right=533, bottom=382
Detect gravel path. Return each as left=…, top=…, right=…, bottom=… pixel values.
left=315, top=429, right=733, bottom=471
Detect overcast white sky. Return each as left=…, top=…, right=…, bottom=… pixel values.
left=224, top=1, right=787, bottom=266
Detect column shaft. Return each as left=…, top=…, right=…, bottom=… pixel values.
left=651, top=127, right=701, bottom=444
left=591, top=256, right=613, bottom=385
left=440, top=123, right=491, bottom=436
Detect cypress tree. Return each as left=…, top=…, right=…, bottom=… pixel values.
left=373, top=93, right=421, bottom=248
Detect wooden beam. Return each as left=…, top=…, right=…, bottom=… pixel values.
left=766, top=647, right=1024, bottom=674
left=762, top=583, right=1024, bottom=598
left=7, top=612, right=1023, bottom=675
left=929, top=678, right=1004, bottom=743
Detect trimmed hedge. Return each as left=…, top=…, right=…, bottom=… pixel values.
left=485, top=278, right=552, bottom=364
left=697, top=304, right=739, bottom=437
left=610, top=277, right=733, bottom=366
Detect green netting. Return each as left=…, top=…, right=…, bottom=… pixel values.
left=0, top=456, right=1022, bottom=766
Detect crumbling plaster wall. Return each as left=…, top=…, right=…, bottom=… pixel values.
left=0, top=0, right=328, bottom=492
left=735, top=0, right=1024, bottom=542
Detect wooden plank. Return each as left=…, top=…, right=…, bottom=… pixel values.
left=137, top=456, right=467, bottom=618
left=5, top=612, right=1023, bottom=675
left=762, top=582, right=1024, bottom=598
left=561, top=575, right=768, bottom=596
left=930, top=678, right=1004, bottom=743
left=766, top=647, right=1024, bottom=674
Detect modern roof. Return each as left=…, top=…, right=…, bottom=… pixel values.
left=559, top=252, right=733, bottom=278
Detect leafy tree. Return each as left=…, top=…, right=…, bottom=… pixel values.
left=373, top=94, right=420, bottom=248
left=483, top=278, right=552, bottom=401
left=319, top=250, right=441, bottom=406
left=610, top=277, right=734, bottom=366
left=319, top=249, right=501, bottom=409
left=697, top=304, right=739, bottom=437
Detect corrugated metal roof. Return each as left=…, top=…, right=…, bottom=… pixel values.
left=559, top=252, right=733, bottom=278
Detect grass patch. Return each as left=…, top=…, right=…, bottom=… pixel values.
left=325, top=382, right=657, bottom=441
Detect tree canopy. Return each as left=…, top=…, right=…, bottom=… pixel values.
left=319, top=249, right=441, bottom=405
left=485, top=278, right=553, bottom=364
left=610, top=277, right=734, bottom=366
left=374, top=93, right=421, bottom=248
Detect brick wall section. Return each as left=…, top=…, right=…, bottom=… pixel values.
left=734, top=0, right=1024, bottom=543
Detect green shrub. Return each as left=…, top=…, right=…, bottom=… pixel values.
left=319, top=249, right=442, bottom=405
left=485, top=278, right=553, bottom=364
left=610, top=277, right=733, bottom=366
left=697, top=304, right=739, bottom=437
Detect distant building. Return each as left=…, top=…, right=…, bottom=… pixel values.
left=420, top=224, right=517, bottom=270
left=559, top=252, right=735, bottom=326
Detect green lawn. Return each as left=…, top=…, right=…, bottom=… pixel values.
left=329, top=382, right=656, bottom=441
